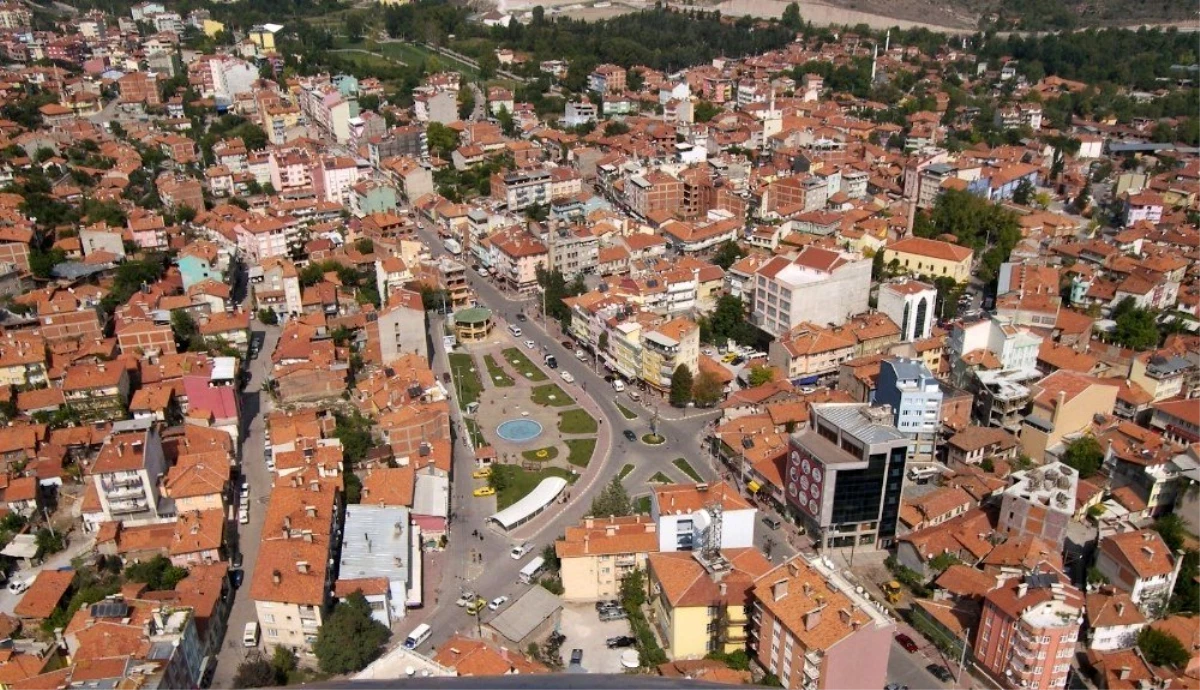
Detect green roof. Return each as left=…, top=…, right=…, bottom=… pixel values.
left=454, top=307, right=493, bottom=325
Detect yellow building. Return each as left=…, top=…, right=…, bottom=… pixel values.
left=0, top=335, right=47, bottom=387
left=611, top=320, right=643, bottom=383
left=883, top=236, right=973, bottom=283
left=556, top=515, right=658, bottom=602
left=1019, top=370, right=1120, bottom=462
left=647, top=549, right=773, bottom=660
left=262, top=105, right=302, bottom=145
left=202, top=19, right=225, bottom=37
left=641, top=317, right=700, bottom=394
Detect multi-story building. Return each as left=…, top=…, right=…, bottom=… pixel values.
left=648, top=548, right=772, bottom=659
left=0, top=334, right=47, bottom=388
left=973, top=566, right=1083, bottom=690
left=588, top=64, right=626, bottom=93
left=785, top=403, right=909, bottom=550
left=874, top=358, right=943, bottom=462
left=91, top=426, right=168, bottom=524
left=626, top=171, right=683, bottom=219
left=235, top=216, right=295, bottom=264
left=1129, top=351, right=1193, bottom=402
left=640, top=317, right=700, bottom=395
left=752, top=246, right=871, bottom=336
left=546, top=223, right=599, bottom=280
left=252, top=479, right=340, bottom=655
left=997, top=462, right=1079, bottom=549
left=1020, top=371, right=1119, bottom=462
left=63, top=363, right=131, bottom=421
left=368, top=126, right=427, bottom=166
left=311, top=156, right=361, bottom=206
left=375, top=289, right=428, bottom=366
left=488, top=230, right=548, bottom=294
left=556, top=515, right=659, bottom=602
left=748, top=555, right=894, bottom=690
left=878, top=280, right=937, bottom=342
left=300, top=81, right=358, bottom=143
left=1095, top=529, right=1184, bottom=615
left=1149, top=399, right=1199, bottom=445
left=767, top=324, right=856, bottom=385
left=491, top=169, right=552, bottom=211
left=883, top=237, right=973, bottom=283
left=650, top=482, right=755, bottom=553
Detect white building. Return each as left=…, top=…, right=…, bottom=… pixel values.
left=878, top=280, right=937, bottom=342
left=874, top=358, right=943, bottom=462
left=650, top=482, right=756, bottom=553
left=1095, top=529, right=1184, bottom=615
left=751, top=246, right=871, bottom=336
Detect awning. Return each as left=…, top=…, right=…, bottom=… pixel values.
left=747, top=481, right=762, bottom=493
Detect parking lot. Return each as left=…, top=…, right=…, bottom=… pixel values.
left=558, top=603, right=636, bottom=673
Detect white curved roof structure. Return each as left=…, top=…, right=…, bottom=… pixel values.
left=488, top=477, right=568, bottom=531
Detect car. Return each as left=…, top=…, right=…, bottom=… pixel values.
left=926, top=664, right=954, bottom=683
left=763, top=516, right=782, bottom=530
left=510, top=543, right=534, bottom=560
left=488, top=596, right=509, bottom=611
left=594, top=599, right=619, bottom=611
left=545, top=357, right=558, bottom=369
left=731, top=356, right=746, bottom=366
left=466, top=598, right=487, bottom=615
left=599, top=609, right=628, bottom=622
left=243, top=622, right=260, bottom=648
left=239, top=509, right=249, bottom=525
left=230, top=569, right=244, bottom=588
left=569, top=649, right=583, bottom=666
left=894, top=633, right=919, bottom=653
left=524, top=339, right=536, bottom=349
left=517, top=313, right=527, bottom=322
left=455, top=591, right=476, bottom=607
left=473, top=486, right=496, bottom=497
left=721, top=353, right=738, bottom=363
left=6, top=578, right=29, bottom=595
left=575, top=350, right=587, bottom=360
left=560, top=371, right=574, bottom=383
left=472, top=467, right=492, bottom=479
left=606, top=636, right=636, bottom=649
left=623, top=429, right=637, bottom=442
left=232, top=552, right=244, bottom=569
left=884, top=684, right=910, bottom=690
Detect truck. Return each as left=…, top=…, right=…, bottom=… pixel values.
left=518, top=556, right=546, bottom=584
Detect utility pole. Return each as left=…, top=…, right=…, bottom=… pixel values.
left=955, top=628, right=970, bottom=684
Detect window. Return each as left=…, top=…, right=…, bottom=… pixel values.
left=263, top=614, right=276, bottom=624
left=268, top=628, right=279, bottom=638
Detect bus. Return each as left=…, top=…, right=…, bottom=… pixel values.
left=518, top=556, right=546, bottom=584
left=403, top=623, right=433, bottom=649
left=443, top=238, right=462, bottom=255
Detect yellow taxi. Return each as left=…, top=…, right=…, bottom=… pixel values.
left=473, top=486, right=496, bottom=497
left=472, top=467, right=492, bottom=479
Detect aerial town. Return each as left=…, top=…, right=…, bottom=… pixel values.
left=0, top=0, right=1193, bottom=688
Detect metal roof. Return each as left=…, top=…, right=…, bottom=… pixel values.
left=489, top=477, right=567, bottom=530
left=486, top=585, right=561, bottom=643
left=339, top=505, right=411, bottom=588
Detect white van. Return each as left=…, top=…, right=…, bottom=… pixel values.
left=404, top=623, right=433, bottom=649
left=907, top=466, right=941, bottom=483
left=243, top=622, right=259, bottom=647
left=508, top=325, right=522, bottom=337
left=612, top=380, right=625, bottom=393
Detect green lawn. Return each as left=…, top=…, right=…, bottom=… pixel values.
left=521, top=446, right=559, bottom=462
left=673, top=458, right=703, bottom=482
left=649, top=471, right=673, bottom=484
left=493, top=465, right=578, bottom=510
left=463, top=418, right=489, bottom=449
left=503, top=347, right=549, bottom=381
left=448, top=353, right=482, bottom=410
left=565, top=438, right=596, bottom=468
left=618, top=464, right=635, bottom=480
left=558, top=409, right=598, bottom=434
left=634, top=496, right=652, bottom=514
left=531, top=383, right=573, bottom=407
left=378, top=41, right=480, bottom=77
left=483, top=354, right=514, bottom=388
left=616, top=403, right=638, bottom=420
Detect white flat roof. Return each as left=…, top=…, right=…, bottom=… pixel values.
left=489, top=477, right=567, bottom=530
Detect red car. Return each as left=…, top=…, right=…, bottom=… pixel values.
left=895, top=633, right=919, bottom=653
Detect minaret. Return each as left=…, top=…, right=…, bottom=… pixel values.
left=871, top=43, right=878, bottom=82
left=885, top=29, right=891, bottom=53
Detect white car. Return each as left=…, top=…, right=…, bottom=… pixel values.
left=575, top=350, right=586, bottom=360
left=524, top=339, right=536, bottom=349
left=488, top=595, right=509, bottom=611
left=239, top=508, right=250, bottom=524
left=6, top=577, right=30, bottom=595
left=560, top=371, right=574, bottom=384
left=510, top=543, right=534, bottom=560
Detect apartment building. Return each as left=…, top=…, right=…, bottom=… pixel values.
left=997, top=462, right=1079, bottom=550
left=640, top=317, right=700, bottom=395
left=785, top=404, right=909, bottom=550
left=1095, top=529, right=1184, bottom=615
left=1019, top=370, right=1119, bottom=462
left=589, top=64, right=626, bottom=93
left=491, top=169, right=552, bottom=211
left=650, top=482, right=755, bottom=553
left=235, top=216, right=296, bottom=264
left=751, top=246, right=871, bottom=336
left=63, top=363, right=131, bottom=421
left=375, top=289, right=428, bottom=366
left=91, top=426, right=168, bottom=524
left=973, top=567, right=1083, bottom=690
left=874, top=358, right=943, bottom=462
left=546, top=223, right=599, bottom=280
left=767, top=324, right=856, bottom=384
left=626, top=171, right=683, bottom=219
left=252, top=479, right=340, bottom=656
left=748, top=555, right=894, bottom=690
left=556, top=515, right=659, bottom=602
left=0, top=334, right=47, bottom=387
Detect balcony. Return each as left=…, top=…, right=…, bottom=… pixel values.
left=103, top=484, right=145, bottom=501
left=109, top=498, right=150, bottom=515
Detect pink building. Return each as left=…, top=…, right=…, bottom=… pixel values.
left=973, top=566, right=1082, bottom=690
left=311, top=156, right=360, bottom=205
left=748, top=555, right=894, bottom=690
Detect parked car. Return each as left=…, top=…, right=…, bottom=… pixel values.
left=231, top=552, right=244, bottom=569
left=230, top=569, right=244, bottom=588
left=594, top=600, right=619, bottom=611
left=466, top=598, right=487, bottom=616
left=561, top=340, right=573, bottom=349
left=570, top=649, right=583, bottom=666
left=6, top=578, right=29, bottom=595
left=488, top=596, right=509, bottom=611
left=762, top=516, right=782, bottom=530
left=599, top=609, right=627, bottom=622
left=575, top=350, right=587, bottom=360
left=926, top=664, right=954, bottom=683
left=560, top=371, right=574, bottom=383
left=623, top=429, right=637, bottom=442
left=895, top=633, right=919, bottom=653
left=606, top=636, right=636, bottom=649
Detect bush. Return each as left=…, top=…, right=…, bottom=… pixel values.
left=885, top=556, right=931, bottom=597
left=1138, top=627, right=1189, bottom=668
left=233, top=658, right=279, bottom=688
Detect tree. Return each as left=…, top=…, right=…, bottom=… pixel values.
left=124, top=555, right=188, bottom=590
left=1061, top=436, right=1103, bottom=478
left=457, top=89, right=476, bottom=121
left=598, top=331, right=609, bottom=354
left=603, top=121, right=630, bottom=137
left=692, top=370, right=724, bottom=407
left=315, top=591, right=391, bottom=674
left=627, top=68, right=644, bottom=92
left=711, top=240, right=745, bottom=270
left=1073, top=184, right=1091, bottom=212
left=496, top=105, right=516, bottom=136
left=1152, top=513, right=1187, bottom=553
left=1012, top=178, right=1035, bottom=206
left=694, top=100, right=721, bottom=123
left=35, top=528, right=64, bottom=557
left=781, top=1, right=803, bottom=31
left=669, top=364, right=694, bottom=407
left=748, top=366, right=775, bottom=387
left=257, top=309, right=278, bottom=325
left=345, top=13, right=366, bottom=42
left=171, top=310, right=199, bottom=350
left=427, top=122, right=460, bottom=158
left=1110, top=298, right=1160, bottom=350
left=1170, top=550, right=1198, bottom=614
left=1137, top=627, right=1189, bottom=669
left=478, top=52, right=499, bottom=80
left=233, top=658, right=278, bottom=688
left=928, top=552, right=961, bottom=573
left=590, top=477, right=633, bottom=517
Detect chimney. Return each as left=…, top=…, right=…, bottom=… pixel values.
left=838, top=608, right=852, bottom=625
left=272, top=570, right=282, bottom=584
left=1116, top=602, right=1125, bottom=617
left=719, top=582, right=727, bottom=596
left=804, top=608, right=821, bottom=631
left=1017, top=583, right=1029, bottom=599
left=284, top=516, right=291, bottom=530
left=306, top=505, right=317, bottom=518
left=772, top=579, right=789, bottom=601
left=297, top=561, right=309, bottom=574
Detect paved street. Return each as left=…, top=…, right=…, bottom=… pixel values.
left=211, top=323, right=281, bottom=687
